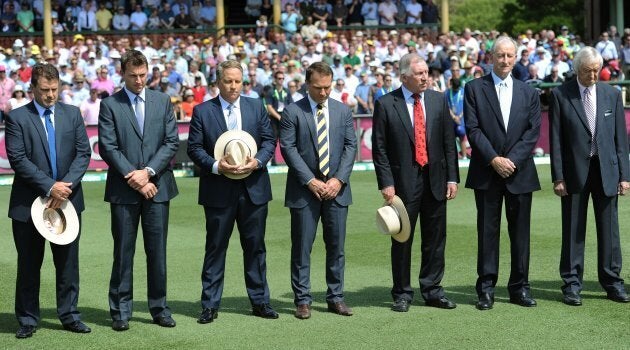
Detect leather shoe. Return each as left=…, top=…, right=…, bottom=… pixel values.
left=425, top=296, right=457, bottom=309
left=153, top=315, right=176, bottom=328
left=15, top=325, right=36, bottom=339
left=391, top=299, right=410, bottom=312
left=63, top=321, right=91, bottom=333
left=112, top=320, right=129, bottom=331
left=562, top=292, right=582, bottom=306
left=327, top=301, right=353, bottom=316
left=198, top=308, right=219, bottom=324
left=607, top=290, right=630, bottom=303
left=294, top=304, right=311, bottom=319
left=509, top=292, right=537, bottom=307
left=476, top=293, right=494, bottom=310
left=252, top=303, right=279, bottom=319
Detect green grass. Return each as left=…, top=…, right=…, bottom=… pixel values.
left=1, top=165, right=629, bottom=349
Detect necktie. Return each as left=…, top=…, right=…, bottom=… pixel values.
left=498, top=82, right=510, bottom=130
left=44, top=109, right=57, bottom=180
left=316, top=103, right=329, bottom=176
left=226, top=104, right=237, bottom=130
left=134, top=95, right=144, bottom=135
left=583, top=87, right=597, bottom=155
left=413, top=93, right=427, bottom=166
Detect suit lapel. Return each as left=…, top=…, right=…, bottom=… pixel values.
left=298, top=98, right=318, bottom=148
left=480, top=75, right=506, bottom=132
left=211, top=97, right=228, bottom=131
left=595, top=82, right=606, bottom=133
left=143, top=90, right=153, bottom=138
left=505, top=81, right=523, bottom=138
left=118, top=90, right=143, bottom=138
left=27, top=102, right=51, bottom=161
left=240, top=98, right=253, bottom=133
left=567, top=79, right=591, bottom=135
left=391, top=89, right=414, bottom=145
left=424, top=91, right=435, bottom=146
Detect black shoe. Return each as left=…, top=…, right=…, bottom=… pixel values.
left=112, top=320, right=129, bottom=331
left=63, top=320, right=91, bottom=333
left=153, top=315, right=176, bottom=328
left=391, top=299, right=410, bottom=312
left=198, top=308, right=219, bottom=324
left=562, top=292, right=582, bottom=306
left=476, top=293, right=494, bottom=310
left=425, top=296, right=457, bottom=309
left=252, top=303, right=279, bottom=319
left=15, top=325, right=36, bottom=339
left=607, top=290, right=630, bottom=303
left=509, top=292, right=537, bottom=307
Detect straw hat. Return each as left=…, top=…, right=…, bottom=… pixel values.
left=213, top=130, right=258, bottom=180
left=31, top=197, right=80, bottom=245
left=375, top=195, right=410, bottom=243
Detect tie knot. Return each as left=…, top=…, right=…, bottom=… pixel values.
left=44, top=108, right=51, bottom=116
left=228, top=104, right=234, bottom=111
left=584, top=87, right=590, bottom=96
left=316, top=103, right=324, bottom=110
left=135, top=95, right=141, bottom=103
left=412, top=93, right=420, bottom=101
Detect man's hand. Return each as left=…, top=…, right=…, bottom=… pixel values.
left=307, top=179, right=327, bottom=201
left=237, top=156, right=259, bottom=174
left=50, top=181, right=73, bottom=201
left=125, top=169, right=150, bottom=190
left=553, top=180, right=568, bottom=197
left=139, top=183, right=158, bottom=199
left=490, top=156, right=516, bottom=178
left=322, top=178, right=343, bottom=200
left=618, top=181, right=630, bottom=195
left=381, top=186, right=395, bottom=204
left=218, top=154, right=243, bottom=176
left=446, top=183, right=458, bottom=200
left=46, top=197, right=65, bottom=209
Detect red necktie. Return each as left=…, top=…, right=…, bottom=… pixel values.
left=413, top=93, right=428, bottom=166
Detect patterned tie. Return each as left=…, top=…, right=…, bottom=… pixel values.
left=44, top=109, right=57, bottom=180
left=498, top=82, right=510, bottom=130
left=134, top=95, right=144, bottom=135
left=583, top=87, right=597, bottom=155
left=226, top=104, right=237, bottom=130
left=413, top=93, right=428, bottom=166
left=316, top=103, right=329, bottom=176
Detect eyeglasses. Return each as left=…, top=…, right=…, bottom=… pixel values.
left=276, top=77, right=285, bottom=80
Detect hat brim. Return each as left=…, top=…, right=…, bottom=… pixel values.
left=213, top=130, right=258, bottom=180
left=31, top=197, right=79, bottom=245
left=379, top=195, right=411, bottom=243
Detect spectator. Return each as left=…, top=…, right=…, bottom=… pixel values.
left=354, top=72, right=371, bottom=114
left=173, top=8, right=191, bottom=29
left=542, top=66, right=563, bottom=84
left=130, top=4, right=148, bottom=30
left=512, top=49, right=530, bottom=82
left=189, top=0, right=202, bottom=27
left=16, top=2, right=34, bottom=32
left=287, top=79, right=303, bottom=101
left=172, top=0, right=189, bottom=15
left=147, top=7, right=161, bottom=30
left=71, top=73, right=90, bottom=107
left=159, top=2, right=175, bottom=29
left=79, top=88, right=100, bottom=125
left=181, top=89, right=196, bottom=120
left=51, top=12, right=63, bottom=34
left=191, top=76, right=206, bottom=103
left=378, top=0, right=397, bottom=26
left=312, top=0, right=331, bottom=25
left=95, top=2, right=112, bottom=31
left=329, top=78, right=357, bottom=109
left=406, top=0, right=422, bottom=24
left=159, top=77, right=179, bottom=98
left=63, top=9, right=77, bottom=31
left=77, top=2, right=97, bottom=31
left=445, top=78, right=467, bottom=159
left=112, top=6, right=130, bottom=30
left=595, top=31, right=618, bottom=61
left=361, top=0, right=378, bottom=27
left=199, top=0, right=217, bottom=29
left=0, top=65, right=16, bottom=114
left=281, top=3, right=302, bottom=38
left=6, top=84, right=29, bottom=112
left=256, top=14, right=268, bottom=39
left=183, top=61, right=207, bottom=88
left=1, top=2, right=17, bottom=32
left=91, top=66, right=115, bottom=96
left=332, top=0, right=348, bottom=26
left=265, top=71, right=293, bottom=138
left=347, top=0, right=363, bottom=26
left=241, top=79, right=260, bottom=98
left=394, top=0, right=406, bottom=24
left=244, top=0, right=262, bottom=18
left=422, top=0, right=439, bottom=25
left=373, top=72, right=394, bottom=100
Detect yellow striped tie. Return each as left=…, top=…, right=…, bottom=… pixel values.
left=316, top=103, right=329, bottom=176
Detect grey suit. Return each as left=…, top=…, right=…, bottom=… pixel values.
left=98, top=88, right=179, bottom=321
left=280, top=97, right=356, bottom=305
left=549, top=79, right=629, bottom=294
left=5, top=101, right=90, bottom=327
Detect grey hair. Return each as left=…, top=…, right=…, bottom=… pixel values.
left=573, top=47, right=603, bottom=72
left=216, top=60, right=243, bottom=81
left=399, top=53, right=424, bottom=77
left=492, top=36, right=518, bottom=55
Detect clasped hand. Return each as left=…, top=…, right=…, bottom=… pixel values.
left=309, top=178, right=342, bottom=201
left=126, top=169, right=157, bottom=199
left=47, top=181, right=73, bottom=209
left=218, top=155, right=258, bottom=176
left=491, top=156, right=516, bottom=178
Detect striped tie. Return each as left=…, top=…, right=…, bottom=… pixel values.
left=583, top=88, right=597, bottom=156
left=227, top=104, right=237, bottom=130
left=316, top=103, right=329, bottom=176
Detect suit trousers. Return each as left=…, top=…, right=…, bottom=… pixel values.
left=560, top=157, right=625, bottom=294
left=391, top=167, right=447, bottom=302
left=200, top=184, right=270, bottom=309
left=108, top=201, right=171, bottom=321
left=13, top=218, right=82, bottom=326
left=290, top=199, right=348, bottom=306
left=474, top=181, right=532, bottom=296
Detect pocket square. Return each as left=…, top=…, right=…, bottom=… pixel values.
left=604, top=110, right=613, bottom=117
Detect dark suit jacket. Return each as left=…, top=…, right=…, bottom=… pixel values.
left=98, top=88, right=179, bottom=204
left=549, top=79, right=630, bottom=196
left=5, top=102, right=90, bottom=222
left=280, top=97, right=357, bottom=208
left=372, top=88, right=459, bottom=201
left=464, top=74, right=541, bottom=194
left=187, top=96, right=276, bottom=207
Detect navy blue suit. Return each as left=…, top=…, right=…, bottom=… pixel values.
left=280, top=97, right=356, bottom=306
left=187, top=96, right=276, bottom=309
left=5, top=101, right=90, bottom=327
left=464, top=74, right=541, bottom=297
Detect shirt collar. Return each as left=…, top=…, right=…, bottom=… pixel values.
left=401, top=84, right=421, bottom=101
left=577, top=79, right=595, bottom=95
left=218, top=95, right=240, bottom=110
left=33, top=100, right=55, bottom=116
left=491, top=71, right=513, bottom=88
left=124, top=87, right=145, bottom=102
left=307, top=95, right=327, bottom=111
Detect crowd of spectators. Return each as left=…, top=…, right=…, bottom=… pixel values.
left=0, top=1, right=628, bottom=155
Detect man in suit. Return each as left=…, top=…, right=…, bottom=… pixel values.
left=187, top=60, right=279, bottom=324
left=372, top=53, right=460, bottom=312
left=5, top=63, right=91, bottom=338
left=98, top=49, right=179, bottom=331
left=464, top=36, right=541, bottom=310
left=549, top=47, right=630, bottom=306
left=280, top=61, right=357, bottom=319
left=372, top=53, right=459, bottom=312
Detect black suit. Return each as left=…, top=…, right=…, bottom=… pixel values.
left=549, top=79, right=630, bottom=294
left=187, top=96, right=276, bottom=309
left=5, top=101, right=90, bottom=327
left=98, top=88, right=179, bottom=322
left=464, top=74, right=541, bottom=297
left=372, top=87, right=459, bottom=302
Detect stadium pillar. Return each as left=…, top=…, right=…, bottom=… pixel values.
left=440, top=0, right=449, bottom=34
left=613, top=0, right=624, bottom=32
left=217, top=0, right=225, bottom=36
left=274, top=0, right=281, bottom=33
left=44, top=0, right=52, bottom=49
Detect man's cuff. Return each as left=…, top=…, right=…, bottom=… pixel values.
left=46, top=186, right=53, bottom=197
left=212, top=161, right=219, bottom=174
left=255, top=158, right=263, bottom=170
left=447, top=181, right=458, bottom=184
left=144, top=167, right=156, bottom=177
